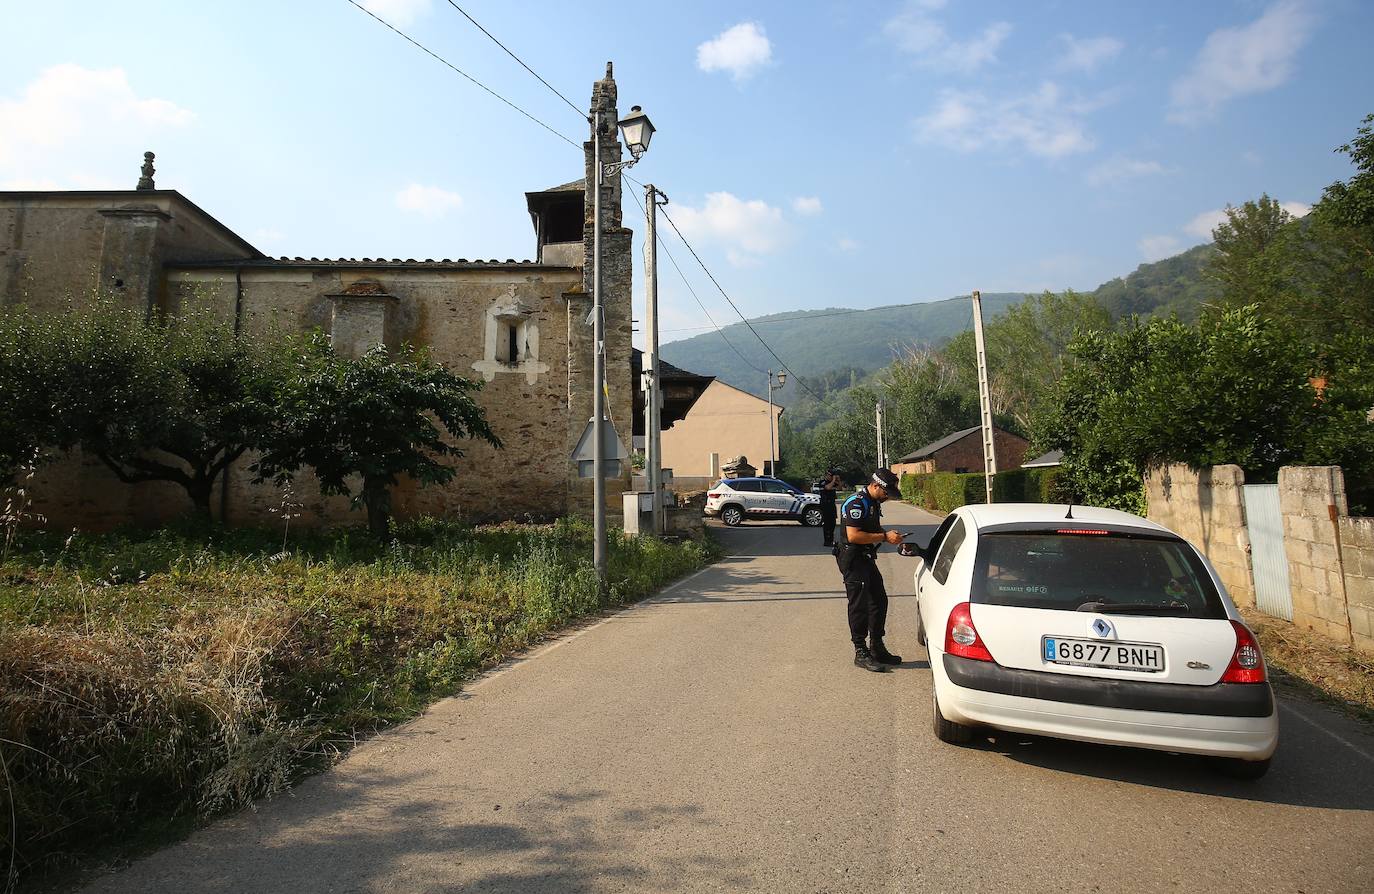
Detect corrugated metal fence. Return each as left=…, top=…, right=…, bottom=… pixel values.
left=1243, top=484, right=1293, bottom=620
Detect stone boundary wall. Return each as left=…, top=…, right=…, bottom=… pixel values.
left=1145, top=464, right=1255, bottom=609
left=1341, top=516, right=1374, bottom=653
left=1278, top=467, right=1353, bottom=644
left=1149, top=462, right=1374, bottom=654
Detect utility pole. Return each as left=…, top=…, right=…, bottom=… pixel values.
left=766, top=369, right=785, bottom=476
left=971, top=289, right=997, bottom=504
left=876, top=401, right=887, bottom=469
left=592, top=110, right=607, bottom=583
left=644, top=183, right=667, bottom=535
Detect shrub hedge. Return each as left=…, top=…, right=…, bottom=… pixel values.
left=899, top=467, right=1066, bottom=513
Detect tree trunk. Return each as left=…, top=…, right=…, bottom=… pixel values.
left=362, top=479, right=391, bottom=541
left=187, top=475, right=215, bottom=522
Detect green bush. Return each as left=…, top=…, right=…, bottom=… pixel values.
left=900, top=468, right=1065, bottom=513
left=0, top=519, right=716, bottom=887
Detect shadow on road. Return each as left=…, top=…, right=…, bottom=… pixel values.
left=971, top=719, right=1374, bottom=811
left=86, top=770, right=752, bottom=893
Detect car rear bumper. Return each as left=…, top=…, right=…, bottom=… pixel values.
left=703, top=506, right=721, bottom=516
left=934, top=653, right=1278, bottom=759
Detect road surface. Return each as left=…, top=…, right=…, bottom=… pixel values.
left=83, top=502, right=1374, bottom=892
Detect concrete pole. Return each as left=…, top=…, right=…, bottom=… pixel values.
left=876, top=401, right=886, bottom=469
left=592, top=111, right=607, bottom=585
left=767, top=370, right=776, bottom=477
left=971, top=289, right=997, bottom=504
left=645, top=183, right=664, bottom=535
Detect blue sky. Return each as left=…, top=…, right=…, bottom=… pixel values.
left=3, top=0, right=1371, bottom=346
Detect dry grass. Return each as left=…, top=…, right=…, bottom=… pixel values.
left=1242, top=607, right=1374, bottom=723
left=0, top=518, right=716, bottom=892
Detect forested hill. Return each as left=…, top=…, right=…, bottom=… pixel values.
left=660, top=243, right=1219, bottom=401
left=659, top=292, right=1025, bottom=401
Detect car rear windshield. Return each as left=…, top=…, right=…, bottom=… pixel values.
left=971, top=531, right=1226, bottom=619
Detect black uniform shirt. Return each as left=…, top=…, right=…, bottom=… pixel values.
left=838, top=492, right=882, bottom=551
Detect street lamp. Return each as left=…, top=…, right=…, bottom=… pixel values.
left=591, top=96, right=654, bottom=588
left=767, top=369, right=786, bottom=477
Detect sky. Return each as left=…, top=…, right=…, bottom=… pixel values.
left=3, top=0, right=1372, bottom=348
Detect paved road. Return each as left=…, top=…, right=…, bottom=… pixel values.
left=84, top=503, right=1374, bottom=893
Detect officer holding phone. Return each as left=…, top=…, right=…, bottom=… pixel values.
left=835, top=467, right=906, bottom=672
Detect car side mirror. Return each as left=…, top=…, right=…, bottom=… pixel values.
left=897, top=542, right=927, bottom=560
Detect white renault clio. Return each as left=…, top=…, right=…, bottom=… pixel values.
left=915, top=503, right=1278, bottom=778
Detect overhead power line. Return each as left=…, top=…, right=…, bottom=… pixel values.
left=344, top=0, right=581, bottom=150
left=625, top=186, right=766, bottom=376
left=662, top=306, right=880, bottom=334
left=441, top=0, right=586, bottom=120
left=655, top=203, right=836, bottom=408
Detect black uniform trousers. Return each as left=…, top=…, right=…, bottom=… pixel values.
left=820, top=492, right=837, bottom=545
left=836, top=547, right=888, bottom=647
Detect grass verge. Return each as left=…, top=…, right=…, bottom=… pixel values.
left=0, top=517, right=717, bottom=891
left=1241, top=607, right=1374, bottom=724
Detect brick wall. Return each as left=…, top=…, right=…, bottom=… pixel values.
left=928, top=429, right=1028, bottom=474
left=1146, top=464, right=1256, bottom=609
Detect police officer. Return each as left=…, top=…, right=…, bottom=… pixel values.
left=835, top=468, right=905, bottom=672
left=818, top=468, right=843, bottom=548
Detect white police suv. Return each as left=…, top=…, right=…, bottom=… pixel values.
left=704, top=477, right=825, bottom=527
left=916, top=503, right=1279, bottom=778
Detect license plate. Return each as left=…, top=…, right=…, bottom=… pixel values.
left=1042, top=637, right=1165, bottom=673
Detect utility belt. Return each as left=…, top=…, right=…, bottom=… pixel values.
left=833, top=541, right=878, bottom=575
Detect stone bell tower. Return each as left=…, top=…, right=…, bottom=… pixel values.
left=567, top=63, right=635, bottom=516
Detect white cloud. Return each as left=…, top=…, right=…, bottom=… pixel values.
left=1056, top=34, right=1123, bottom=73
left=837, top=237, right=860, bottom=254
left=792, top=196, right=822, bottom=216
left=360, top=0, right=431, bottom=27
left=915, top=82, right=1101, bottom=158
left=883, top=1, right=1011, bottom=74
left=1140, top=235, right=1182, bottom=262
left=1085, top=156, right=1165, bottom=187
left=1183, top=208, right=1229, bottom=239
left=0, top=64, right=193, bottom=175
left=1281, top=201, right=1310, bottom=218
left=395, top=183, right=463, bottom=217
left=673, top=191, right=784, bottom=267
left=1169, top=0, right=1317, bottom=122
left=697, top=23, right=773, bottom=81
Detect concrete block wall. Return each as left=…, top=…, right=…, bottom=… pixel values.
left=1145, top=464, right=1256, bottom=609
left=1279, top=466, right=1353, bottom=644
left=1338, top=515, right=1374, bottom=652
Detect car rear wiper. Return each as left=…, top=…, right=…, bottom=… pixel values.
left=1075, top=600, right=1191, bottom=614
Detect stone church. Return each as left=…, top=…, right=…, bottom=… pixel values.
left=0, top=66, right=706, bottom=529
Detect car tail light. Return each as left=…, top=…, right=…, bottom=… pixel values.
left=1220, top=620, right=1267, bottom=684
left=708, top=493, right=721, bottom=499
left=944, top=602, right=993, bottom=662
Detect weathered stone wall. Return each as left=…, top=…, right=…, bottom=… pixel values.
left=0, top=192, right=255, bottom=314
left=1146, top=464, right=1256, bottom=608
left=1340, top=515, right=1374, bottom=653
left=1279, top=466, right=1352, bottom=643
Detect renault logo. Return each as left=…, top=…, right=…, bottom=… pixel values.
left=1091, top=618, right=1113, bottom=638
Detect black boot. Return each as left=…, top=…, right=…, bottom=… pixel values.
left=870, top=638, right=902, bottom=665
left=854, top=646, right=889, bottom=673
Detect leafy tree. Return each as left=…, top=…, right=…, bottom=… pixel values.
left=1206, top=194, right=1296, bottom=308
left=0, top=298, right=285, bottom=516
left=1037, top=306, right=1374, bottom=511
left=254, top=334, right=500, bottom=539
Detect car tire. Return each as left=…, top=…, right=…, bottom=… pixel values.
left=721, top=505, right=745, bottom=527
left=932, top=688, right=975, bottom=745
left=800, top=506, right=824, bottom=527
left=1206, top=756, right=1272, bottom=780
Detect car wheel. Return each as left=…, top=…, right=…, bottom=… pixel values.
left=721, top=505, right=745, bottom=527
left=916, top=605, right=927, bottom=646
left=801, top=506, right=823, bottom=527
left=932, top=688, right=975, bottom=745
left=1206, top=756, right=1271, bottom=780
